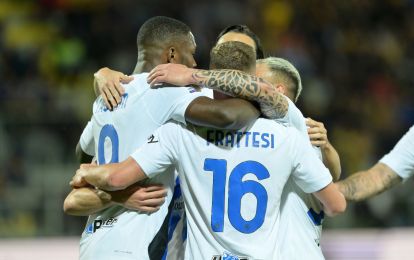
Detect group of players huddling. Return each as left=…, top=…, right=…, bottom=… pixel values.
left=63, top=16, right=414, bottom=260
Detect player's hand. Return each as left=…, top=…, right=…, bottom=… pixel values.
left=111, top=184, right=167, bottom=213
left=147, top=63, right=197, bottom=88
left=306, top=117, right=328, bottom=148
left=70, top=164, right=94, bottom=188
left=70, top=169, right=88, bottom=188
left=94, top=67, right=133, bottom=109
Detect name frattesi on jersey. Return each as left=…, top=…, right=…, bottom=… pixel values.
left=206, top=129, right=275, bottom=149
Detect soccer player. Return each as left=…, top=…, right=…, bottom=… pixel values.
left=97, top=26, right=341, bottom=259
left=94, top=24, right=264, bottom=108
left=147, top=56, right=341, bottom=260
left=71, top=41, right=346, bottom=259
left=337, top=126, right=414, bottom=201
left=216, top=24, right=265, bottom=59
left=256, top=57, right=341, bottom=259
left=64, top=16, right=290, bottom=260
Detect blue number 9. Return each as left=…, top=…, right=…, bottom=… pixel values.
left=98, top=124, right=119, bottom=165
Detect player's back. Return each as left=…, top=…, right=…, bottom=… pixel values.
left=80, top=73, right=202, bottom=260
left=137, top=118, right=332, bottom=259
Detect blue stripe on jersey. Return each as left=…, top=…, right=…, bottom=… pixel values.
left=162, top=177, right=184, bottom=260
left=307, top=208, right=325, bottom=226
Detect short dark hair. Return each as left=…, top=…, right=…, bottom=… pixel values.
left=209, top=41, right=256, bottom=72
left=216, top=24, right=264, bottom=59
left=137, top=16, right=191, bottom=48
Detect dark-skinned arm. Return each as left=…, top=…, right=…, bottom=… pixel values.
left=185, top=97, right=260, bottom=129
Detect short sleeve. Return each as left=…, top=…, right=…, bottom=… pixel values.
left=276, top=96, right=308, bottom=137
left=380, top=126, right=414, bottom=180
left=130, top=122, right=180, bottom=178
left=290, top=130, right=333, bottom=193
left=79, top=120, right=95, bottom=156
left=146, top=85, right=206, bottom=125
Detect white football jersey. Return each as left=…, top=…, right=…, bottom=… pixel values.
left=380, top=125, right=414, bottom=180
left=79, top=120, right=94, bottom=156
left=78, top=73, right=205, bottom=260
left=276, top=98, right=328, bottom=260
left=131, top=119, right=333, bottom=260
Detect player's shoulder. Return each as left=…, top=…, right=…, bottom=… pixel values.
left=122, top=73, right=150, bottom=92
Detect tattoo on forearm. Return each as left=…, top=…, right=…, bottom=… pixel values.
left=192, top=70, right=288, bottom=119
left=338, top=166, right=401, bottom=201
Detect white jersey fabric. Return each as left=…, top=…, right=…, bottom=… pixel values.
left=78, top=73, right=204, bottom=260
left=131, top=119, right=332, bottom=259
left=275, top=97, right=328, bottom=260
left=380, top=125, right=414, bottom=180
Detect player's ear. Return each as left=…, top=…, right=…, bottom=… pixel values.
left=275, top=83, right=286, bottom=95
left=167, top=47, right=177, bottom=63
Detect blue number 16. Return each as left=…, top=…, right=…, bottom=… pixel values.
left=204, top=159, right=270, bottom=234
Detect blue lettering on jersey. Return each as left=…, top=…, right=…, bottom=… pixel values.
left=206, top=130, right=275, bottom=149
left=95, top=93, right=129, bottom=113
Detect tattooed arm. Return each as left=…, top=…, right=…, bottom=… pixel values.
left=336, top=163, right=402, bottom=201
left=147, top=64, right=288, bottom=119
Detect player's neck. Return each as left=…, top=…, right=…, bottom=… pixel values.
left=133, top=61, right=158, bottom=74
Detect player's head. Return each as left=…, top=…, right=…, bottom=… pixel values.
left=256, top=57, right=302, bottom=103
left=210, top=41, right=256, bottom=74
left=209, top=41, right=256, bottom=99
left=216, top=24, right=264, bottom=59
left=136, top=16, right=196, bottom=68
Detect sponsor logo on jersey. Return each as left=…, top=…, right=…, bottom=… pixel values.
left=85, top=217, right=118, bottom=234
left=212, top=252, right=249, bottom=260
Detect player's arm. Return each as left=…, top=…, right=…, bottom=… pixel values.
left=71, top=158, right=147, bottom=191
left=312, top=183, right=346, bottom=217
left=64, top=183, right=167, bottom=216
left=76, top=142, right=94, bottom=164
left=147, top=64, right=288, bottom=119
left=291, top=129, right=346, bottom=216
left=185, top=97, right=260, bottom=129
left=336, top=163, right=402, bottom=202
left=306, top=118, right=341, bottom=181
left=64, top=187, right=113, bottom=216
left=93, top=67, right=134, bottom=109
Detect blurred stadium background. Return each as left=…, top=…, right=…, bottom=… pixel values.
left=0, top=0, right=413, bottom=259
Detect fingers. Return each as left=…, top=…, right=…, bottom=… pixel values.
left=80, top=163, right=94, bottom=169
left=107, top=84, right=122, bottom=105
left=137, top=206, right=161, bottom=213
left=307, top=127, right=327, bottom=135
left=140, top=188, right=168, bottom=200
left=306, top=117, right=318, bottom=127
left=147, top=71, right=166, bottom=87
left=101, top=90, right=113, bottom=110
left=308, top=133, right=327, bottom=141
left=103, top=88, right=117, bottom=109
left=120, top=75, right=133, bottom=85
left=140, top=197, right=166, bottom=207
left=143, top=184, right=166, bottom=192
left=70, top=173, right=87, bottom=188
left=310, top=140, right=327, bottom=147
